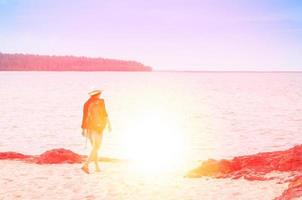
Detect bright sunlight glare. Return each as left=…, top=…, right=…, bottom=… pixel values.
left=121, top=110, right=188, bottom=174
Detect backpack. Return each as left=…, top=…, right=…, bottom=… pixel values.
left=87, top=99, right=106, bottom=131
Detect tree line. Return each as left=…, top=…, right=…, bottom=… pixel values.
left=0, top=53, right=152, bottom=71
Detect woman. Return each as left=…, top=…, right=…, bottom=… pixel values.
left=81, top=89, right=112, bottom=173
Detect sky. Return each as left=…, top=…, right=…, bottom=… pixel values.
left=0, top=0, right=302, bottom=71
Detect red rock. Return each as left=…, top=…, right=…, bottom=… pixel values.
left=0, top=152, right=30, bottom=160
left=219, top=159, right=233, bottom=174
left=186, top=159, right=218, bottom=177
left=35, top=148, right=83, bottom=164
left=187, top=145, right=302, bottom=199
left=0, top=148, right=121, bottom=164
left=243, top=175, right=273, bottom=181
left=187, top=145, right=302, bottom=179
left=275, top=176, right=302, bottom=200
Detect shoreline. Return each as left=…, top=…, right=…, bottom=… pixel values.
left=0, top=160, right=287, bottom=200
left=2, top=146, right=302, bottom=199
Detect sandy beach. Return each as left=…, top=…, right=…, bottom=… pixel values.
left=0, top=159, right=290, bottom=200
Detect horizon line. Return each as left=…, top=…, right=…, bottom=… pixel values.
left=1, top=69, right=301, bottom=73
left=154, top=70, right=302, bottom=73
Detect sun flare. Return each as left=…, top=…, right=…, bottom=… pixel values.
left=121, top=111, right=187, bottom=173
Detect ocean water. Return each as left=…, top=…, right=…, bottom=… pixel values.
left=0, top=72, right=302, bottom=162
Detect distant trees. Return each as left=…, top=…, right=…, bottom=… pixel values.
left=0, top=53, right=152, bottom=71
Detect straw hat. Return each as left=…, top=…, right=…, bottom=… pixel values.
left=88, top=89, right=102, bottom=96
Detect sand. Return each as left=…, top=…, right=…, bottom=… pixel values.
left=0, top=160, right=290, bottom=200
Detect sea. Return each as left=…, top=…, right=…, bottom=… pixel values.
left=1, top=72, right=302, bottom=163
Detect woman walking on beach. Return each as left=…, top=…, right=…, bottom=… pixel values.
left=81, top=89, right=112, bottom=173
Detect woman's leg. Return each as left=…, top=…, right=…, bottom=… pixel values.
left=82, top=131, right=96, bottom=173
left=93, top=133, right=103, bottom=171
left=87, top=135, right=98, bottom=163
left=85, top=132, right=103, bottom=170
left=81, top=130, right=92, bottom=173
left=82, top=131, right=103, bottom=173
